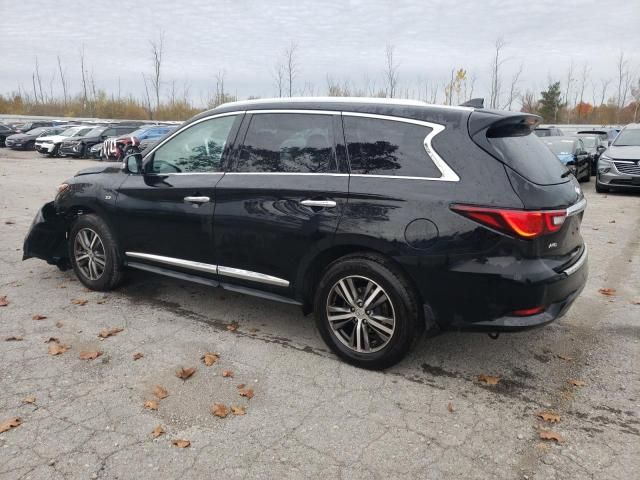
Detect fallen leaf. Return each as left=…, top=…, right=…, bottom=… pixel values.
left=568, top=379, right=586, bottom=387
left=231, top=406, right=246, bottom=415
left=222, top=370, right=234, bottom=378
left=598, top=288, right=616, bottom=296
left=45, top=337, right=59, bottom=343
left=32, top=314, right=47, bottom=320
left=22, top=396, right=36, bottom=404
left=96, top=300, right=106, bottom=305
left=79, top=350, right=102, bottom=360
left=609, top=219, right=616, bottom=223
left=447, top=402, right=455, bottom=413
left=239, top=388, right=254, bottom=399
left=0, top=417, right=21, bottom=433
left=153, top=385, right=169, bottom=400
left=133, top=352, right=144, bottom=360
left=98, top=327, right=124, bottom=339
left=536, top=411, right=561, bottom=423
left=212, top=403, right=230, bottom=418
left=477, top=374, right=500, bottom=385
left=557, top=354, right=573, bottom=362
left=48, top=342, right=70, bottom=356
left=71, top=298, right=88, bottom=306
left=172, top=439, right=190, bottom=448
left=226, top=321, right=238, bottom=332
left=57, top=284, right=67, bottom=289
left=83, top=287, right=92, bottom=292
left=0, top=296, right=8, bottom=307
left=5, top=335, right=23, bottom=341
left=176, top=367, right=196, bottom=380
left=249, top=328, right=260, bottom=333
left=55, top=321, right=63, bottom=328
left=151, top=425, right=165, bottom=438
left=631, top=299, right=640, bottom=305
left=201, top=352, right=219, bottom=366
left=236, top=383, right=246, bottom=389
left=4, top=220, right=15, bottom=225
left=538, top=429, right=565, bottom=443
left=144, top=400, right=159, bottom=410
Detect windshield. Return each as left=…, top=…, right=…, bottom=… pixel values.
left=73, top=127, right=93, bottom=137
left=27, top=127, right=48, bottom=135
left=86, top=127, right=106, bottom=137
left=544, top=139, right=575, bottom=155
left=613, top=128, right=640, bottom=146
left=578, top=136, right=596, bottom=148
left=128, top=127, right=150, bottom=138
left=60, top=127, right=82, bottom=136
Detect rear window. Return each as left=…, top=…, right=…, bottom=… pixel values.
left=487, top=132, right=568, bottom=185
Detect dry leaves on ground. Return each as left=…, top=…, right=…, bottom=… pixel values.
left=557, top=354, right=573, bottom=362
left=0, top=296, right=9, bottom=307
left=447, top=402, right=455, bottom=413
left=222, top=370, right=234, bottom=378
left=96, top=299, right=107, bottom=305
left=144, top=400, right=159, bottom=410
left=153, top=385, right=169, bottom=400
left=55, top=321, right=63, bottom=328
left=4, top=220, right=15, bottom=225
left=538, top=429, right=565, bottom=443
left=212, top=403, right=230, bottom=418
left=133, top=352, right=144, bottom=360
left=598, top=288, right=616, bottom=296
left=568, top=379, right=586, bottom=387
left=32, top=314, right=47, bottom=320
left=201, top=352, right=219, bottom=366
left=22, top=396, right=36, bottom=404
left=537, top=411, right=561, bottom=423
left=172, top=439, right=190, bottom=448
left=45, top=337, right=59, bottom=343
left=98, top=327, right=123, bottom=339
left=151, top=425, right=165, bottom=438
left=631, top=299, right=640, bottom=305
left=79, top=350, right=102, bottom=360
left=0, top=417, right=22, bottom=434
left=477, top=374, right=501, bottom=385
left=5, top=335, right=23, bottom=341
left=231, top=406, right=246, bottom=415
left=176, top=367, right=196, bottom=380
left=71, top=299, right=88, bottom=306
left=239, top=388, right=255, bottom=399
left=48, top=341, right=70, bottom=356
left=226, top=321, right=239, bottom=332
left=236, top=383, right=245, bottom=389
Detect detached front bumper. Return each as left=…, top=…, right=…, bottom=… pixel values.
left=23, top=202, right=70, bottom=270
left=36, top=143, right=55, bottom=154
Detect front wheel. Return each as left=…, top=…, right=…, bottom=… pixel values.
left=595, top=179, right=609, bottom=193
left=69, top=214, right=124, bottom=291
left=314, top=253, right=422, bottom=370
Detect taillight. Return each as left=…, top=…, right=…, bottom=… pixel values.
left=510, top=306, right=545, bottom=316
left=451, top=204, right=567, bottom=239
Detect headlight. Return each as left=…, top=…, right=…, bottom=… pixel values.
left=598, top=155, right=613, bottom=173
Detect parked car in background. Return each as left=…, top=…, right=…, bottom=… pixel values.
left=0, top=124, right=18, bottom=147
left=23, top=98, right=588, bottom=369
left=59, top=124, right=140, bottom=158
left=102, top=125, right=176, bottom=160
left=534, top=126, right=564, bottom=137
left=575, top=133, right=608, bottom=174
left=12, top=120, right=56, bottom=134
left=4, top=126, right=67, bottom=150
left=596, top=123, right=640, bottom=193
left=35, top=126, right=93, bottom=156
left=88, top=142, right=103, bottom=159
left=542, top=136, right=590, bottom=182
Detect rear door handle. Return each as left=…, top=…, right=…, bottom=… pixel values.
left=184, top=196, right=210, bottom=204
left=300, top=199, right=337, bottom=208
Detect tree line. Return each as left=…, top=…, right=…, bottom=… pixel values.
left=0, top=36, right=638, bottom=124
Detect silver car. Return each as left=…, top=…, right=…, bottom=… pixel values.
left=596, top=123, right=640, bottom=193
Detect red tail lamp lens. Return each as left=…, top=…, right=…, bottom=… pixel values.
left=510, top=306, right=545, bottom=316
left=451, top=205, right=567, bottom=239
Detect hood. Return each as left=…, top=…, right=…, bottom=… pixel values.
left=606, top=145, right=640, bottom=160
left=6, top=133, right=32, bottom=141
left=74, top=162, right=123, bottom=177
left=37, top=134, right=69, bottom=142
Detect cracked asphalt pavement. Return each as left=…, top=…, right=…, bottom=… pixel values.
left=1, top=150, right=639, bottom=479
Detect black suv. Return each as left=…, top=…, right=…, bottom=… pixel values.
left=59, top=124, right=141, bottom=158
left=23, top=98, right=588, bottom=369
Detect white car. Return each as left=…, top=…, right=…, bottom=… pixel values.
left=35, top=126, right=93, bottom=156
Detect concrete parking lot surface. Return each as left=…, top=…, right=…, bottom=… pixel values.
left=1, top=149, right=638, bottom=479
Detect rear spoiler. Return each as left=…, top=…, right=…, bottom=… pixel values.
left=459, top=98, right=484, bottom=108
left=468, top=111, right=541, bottom=139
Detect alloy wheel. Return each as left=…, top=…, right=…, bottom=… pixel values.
left=326, top=275, right=396, bottom=353
left=73, top=228, right=106, bottom=281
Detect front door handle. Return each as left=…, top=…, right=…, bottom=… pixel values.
left=184, top=196, right=210, bottom=204
left=300, top=199, right=337, bottom=208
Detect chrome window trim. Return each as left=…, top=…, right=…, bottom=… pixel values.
left=562, top=245, right=588, bottom=276
left=566, top=197, right=587, bottom=217
left=124, top=252, right=289, bottom=288
left=226, top=172, right=349, bottom=177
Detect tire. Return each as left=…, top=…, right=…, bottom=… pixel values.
left=595, top=179, right=609, bottom=193
left=68, top=214, right=124, bottom=291
left=49, top=144, right=60, bottom=157
left=579, top=167, right=590, bottom=183
left=123, top=145, right=139, bottom=158
left=26, top=140, right=35, bottom=150
left=314, top=252, right=422, bottom=370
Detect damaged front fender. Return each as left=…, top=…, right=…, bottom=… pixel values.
left=23, top=201, right=70, bottom=270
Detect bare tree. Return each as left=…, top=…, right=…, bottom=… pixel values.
left=150, top=32, right=165, bottom=113
left=489, top=38, right=506, bottom=109
left=215, top=71, right=225, bottom=106
left=33, top=57, right=44, bottom=104
left=598, top=78, right=611, bottom=106
left=79, top=45, right=88, bottom=108
left=273, top=62, right=285, bottom=97
left=577, top=63, right=590, bottom=111
left=284, top=42, right=298, bottom=97
left=631, top=77, right=640, bottom=122
left=57, top=56, right=69, bottom=108
left=141, top=74, right=153, bottom=119
left=384, top=43, right=399, bottom=98
left=503, top=64, right=523, bottom=110
left=615, top=51, right=632, bottom=122
left=521, top=89, right=538, bottom=113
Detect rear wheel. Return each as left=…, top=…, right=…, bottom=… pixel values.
left=314, top=253, right=422, bottom=370
left=69, top=214, right=124, bottom=291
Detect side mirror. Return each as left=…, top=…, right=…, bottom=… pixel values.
left=123, top=153, right=143, bottom=174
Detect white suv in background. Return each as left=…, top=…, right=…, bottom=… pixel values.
left=35, top=126, right=93, bottom=157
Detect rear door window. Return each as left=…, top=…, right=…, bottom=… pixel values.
left=237, top=113, right=336, bottom=173
left=343, top=116, right=441, bottom=178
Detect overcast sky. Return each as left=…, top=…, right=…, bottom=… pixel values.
left=1, top=0, right=639, bottom=107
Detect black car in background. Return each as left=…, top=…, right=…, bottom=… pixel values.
left=4, top=126, right=67, bottom=150
left=576, top=132, right=607, bottom=174
left=0, top=124, right=16, bottom=147
left=542, top=136, right=591, bottom=182
left=534, top=126, right=564, bottom=137
left=12, top=120, right=57, bottom=133
left=23, top=98, right=588, bottom=369
left=59, top=124, right=141, bottom=158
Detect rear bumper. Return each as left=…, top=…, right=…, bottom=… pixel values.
left=22, top=202, right=70, bottom=269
